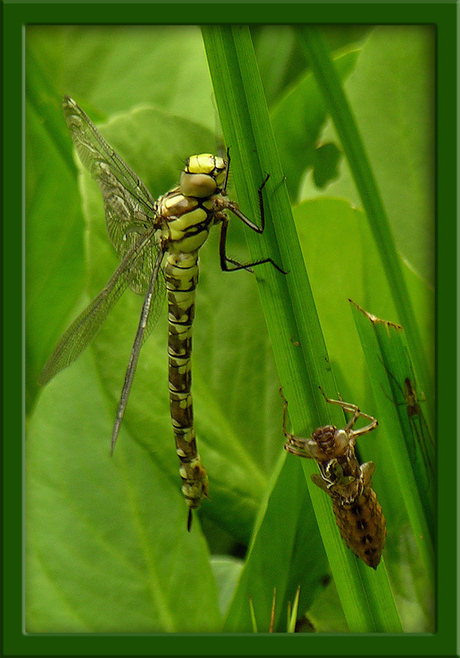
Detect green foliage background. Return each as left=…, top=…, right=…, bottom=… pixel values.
left=26, top=25, right=434, bottom=633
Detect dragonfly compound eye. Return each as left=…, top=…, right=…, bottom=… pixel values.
left=180, top=171, right=217, bottom=198
left=186, top=153, right=215, bottom=172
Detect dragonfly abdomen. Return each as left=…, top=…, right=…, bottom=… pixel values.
left=332, top=484, right=386, bottom=569
left=164, top=247, right=209, bottom=515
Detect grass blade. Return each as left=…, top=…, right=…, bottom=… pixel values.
left=350, top=300, right=435, bottom=589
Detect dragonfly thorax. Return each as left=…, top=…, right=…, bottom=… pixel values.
left=180, top=154, right=227, bottom=198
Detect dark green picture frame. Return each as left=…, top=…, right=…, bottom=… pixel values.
left=5, top=0, right=457, bottom=655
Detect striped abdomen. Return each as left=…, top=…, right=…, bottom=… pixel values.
left=164, top=249, right=209, bottom=513
left=159, top=174, right=219, bottom=519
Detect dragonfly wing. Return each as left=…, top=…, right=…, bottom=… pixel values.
left=39, top=229, right=164, bottom=386
left=62, top=96, right=160, bottom=263
left=111, top=248, right=165, bottom=451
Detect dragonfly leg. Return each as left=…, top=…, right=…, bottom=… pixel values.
left=222, top=147, right=231, bottom=194
left=280, top=388, right=318, bottom=460
left=218, top=216, right=285, bottom=273
left=319, top=386, right=378, bottom=437
left=216, top=170, right=286, bottom=274
left=350, top=414, right=378, bottom=439
left=221, top=147, right=269, bottom=232
left=216, top=217, right=273, bottom=272
left=319, top=386, right=359, bottom=416
left=311, top=472, right=332, bottom=494
left=280, top=387, right=301, bottom=442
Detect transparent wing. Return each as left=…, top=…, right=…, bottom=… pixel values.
left=62, top=96, right=162, bottom=293
left=39, top=229, right=166, bottom=386
left=111, top=248, right=165, bottom=452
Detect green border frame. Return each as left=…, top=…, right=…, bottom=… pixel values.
left=5, top=1, right=457, bottom=655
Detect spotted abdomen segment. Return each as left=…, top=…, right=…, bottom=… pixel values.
left=164, top=250, right=209, bottom=515
left=332, top=485, right=386, bottom=569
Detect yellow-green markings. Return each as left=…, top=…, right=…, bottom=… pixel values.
left=39, top=97, right=281, bottom=529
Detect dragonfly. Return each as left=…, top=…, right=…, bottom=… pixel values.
left=281, top=389, right=386, bottom=569
left=39, top=96, right=283, bottom=530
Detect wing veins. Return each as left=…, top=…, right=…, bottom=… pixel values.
left=111, top=248, right=164, bottom=452
left=38, top=228, right=161, bottom=385
left=63, top=96, right=156, bottom=215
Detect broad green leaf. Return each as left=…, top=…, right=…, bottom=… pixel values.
left=27, top=353, right=222, bottom=633
left=308, top=579, right=348, bottom=633
left=271, top=49, right=360, bottom=201
left=298, top=26, right=432, bottom=420
left=301, top=25, right=435, bottom=289
left=251, top=26, right=308, bottom=107
left=293, top=197, right=434, bottom=401
left=252, top=25, right=371, bottom=110
left=26, top=25, right=215, bottom=130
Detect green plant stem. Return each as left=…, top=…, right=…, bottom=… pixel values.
left=202, top=24, right=402, bottom=634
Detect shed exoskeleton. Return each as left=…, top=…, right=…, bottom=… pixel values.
left=282, top=389, right=386, bottom=568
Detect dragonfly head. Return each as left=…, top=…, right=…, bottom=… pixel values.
left=309, top=425, right=349, bottom=460
left=180, top=154, right=227, bottom=198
